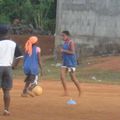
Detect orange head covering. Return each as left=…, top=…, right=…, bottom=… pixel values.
left=25, top=36, right=38, bottom=56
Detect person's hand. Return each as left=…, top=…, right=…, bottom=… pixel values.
left=56, top=46, right=62, bottom=53
left=61, top=48, right=66, bottom=53
left=61, top=48, right=65, bottom=52
left=12, top=65, right=16, bottom=70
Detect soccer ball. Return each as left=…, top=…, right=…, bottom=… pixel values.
left=31, top=85, right=43, bottom=96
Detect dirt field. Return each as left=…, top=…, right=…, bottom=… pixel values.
left=85, top=56, right=120, bottom=71
left=0, top=80, right=120, bottom=120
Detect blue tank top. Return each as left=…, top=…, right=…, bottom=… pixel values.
left=62, top=40, right=77, bottom=67
left=23, top=46, right=39, bottom=75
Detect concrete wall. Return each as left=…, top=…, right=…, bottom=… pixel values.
left=55, top=0, right=120, bottom=56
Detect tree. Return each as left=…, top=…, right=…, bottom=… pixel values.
left=0, top=0, right=56, bottom=34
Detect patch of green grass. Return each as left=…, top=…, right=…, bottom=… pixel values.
left=13, top=57, right=120, bottom=84
left=77, top=69, right=120, bottom=84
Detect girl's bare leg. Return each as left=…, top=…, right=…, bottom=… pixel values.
left=69, top=72, right=81, bottom=96
left=60, top=67, right=68, bottom=96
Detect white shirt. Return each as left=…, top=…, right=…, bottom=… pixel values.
left=0, top=40, right=22, bottom=66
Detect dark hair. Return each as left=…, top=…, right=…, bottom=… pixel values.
left=0, top=24, right=9, bottom=35
left=62, top=30, right=70, bottom=36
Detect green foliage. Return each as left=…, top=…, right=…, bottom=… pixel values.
left=0, top=14, right=10, bottom=23
left=0, top=0, right=56, bottom=34
left=32, top=0, right=55, bottom=31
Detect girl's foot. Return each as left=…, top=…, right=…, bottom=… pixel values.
left=21, top=93, right=29, bottom=97
left=3, top=110, right=10, bottom=116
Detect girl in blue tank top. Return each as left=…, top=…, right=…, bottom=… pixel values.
left=21, top=36, right=42, bottom=97
left=60, top=31, right=81, bottom=96
left=24, top=45, right=39, bottom=75
left=62, top=39, right=77, bottom=67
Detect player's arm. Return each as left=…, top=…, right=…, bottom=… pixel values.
left=37, top=48, right=43, bottom=76
left=61, top=41, right=75, bottom=54
left=12, top=44, right=23, bottom=69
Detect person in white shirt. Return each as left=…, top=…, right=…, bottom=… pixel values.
left=0, top=24, right=23, bottom=116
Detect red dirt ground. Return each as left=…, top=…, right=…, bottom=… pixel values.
left=84, top=56, right=120, bottom=71
left=0, top=80, right=120, bottom=120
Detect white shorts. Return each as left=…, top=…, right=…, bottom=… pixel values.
left=61, top=66, right=76, bottom=72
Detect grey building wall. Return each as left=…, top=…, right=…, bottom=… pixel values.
left=55, top=0, right=120, bottom=56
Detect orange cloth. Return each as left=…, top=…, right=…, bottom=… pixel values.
left=25, top=36, right=38, bottom=56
